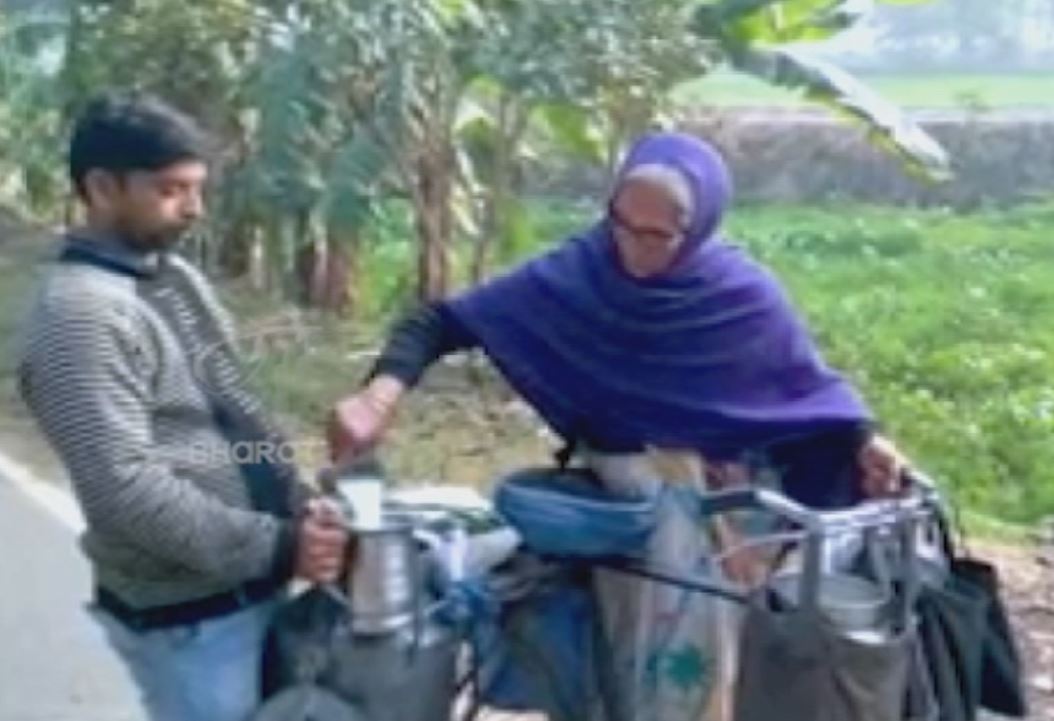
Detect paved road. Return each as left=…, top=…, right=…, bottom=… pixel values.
left=0, top=471, right=144, bottom=721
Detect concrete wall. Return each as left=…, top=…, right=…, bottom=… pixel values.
left=531, top=109, right=1054, bottom=209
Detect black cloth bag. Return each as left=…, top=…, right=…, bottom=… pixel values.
left=916, top=512, right=1026, bottom=720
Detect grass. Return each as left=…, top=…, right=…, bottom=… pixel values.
left=725, top=203, right=1054, bottom=525
left=3, top=201, right=1054, bottom=525
left=467, top=200, right=1054, bottom=524
left=236, top=200, right=1054, bottom=525
left=673, top=70, right=1054, bottom=110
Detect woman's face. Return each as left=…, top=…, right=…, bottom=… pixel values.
left=609, top=179, right=686, bottom=279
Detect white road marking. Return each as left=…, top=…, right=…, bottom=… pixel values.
left=0, top=450, right=83, bottom=532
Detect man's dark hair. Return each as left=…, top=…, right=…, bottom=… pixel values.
left=68, top=92, right=209, bottom=199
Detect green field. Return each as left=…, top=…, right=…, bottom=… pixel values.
left=3, top=202, right=1054, bottom=526
left=674, top=70, right=1054, bottom=109
left=726, top=204, right=1054, bottom=524
left=247, top=201, right=1054, bottom=525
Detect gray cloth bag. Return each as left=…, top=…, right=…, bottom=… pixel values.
left=734, top=594, right=914, bottom=721
left=734, top=515, right=937, bottom=721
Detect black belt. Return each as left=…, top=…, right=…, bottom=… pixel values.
left=95, top=577, right=283, bottom=632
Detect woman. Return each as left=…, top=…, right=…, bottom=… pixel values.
left=328, top=132, right=907, bottom=720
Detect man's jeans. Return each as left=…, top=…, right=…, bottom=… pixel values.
left=89, top=600, right=277, bottom=721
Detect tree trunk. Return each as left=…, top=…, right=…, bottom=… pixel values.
left=219, top=216, right=252, bottom=278
left=295, top=227, right=354, bottom=316
left=248, top=225, right=267, bottom=293
left=416, top=203, right=448, bottom=301
left=63, top=195, right=77, bottom=230
left=414, top=147, right=453, bottom=301
left=469, top=194, right=499, bottom=286
left=469, top=97, right=514, bottom=285
left=295, top=237, right=325, bottom=308
left=326, top=225, right=356, bottom=317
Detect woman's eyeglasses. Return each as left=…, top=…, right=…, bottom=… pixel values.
left=608, top=205, right=684, bottom=247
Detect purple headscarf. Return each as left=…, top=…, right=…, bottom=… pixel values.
left=447, top=132, right=870, bottom=459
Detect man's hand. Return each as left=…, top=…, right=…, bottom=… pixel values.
left=294, top=498, right=349, bottom=584
left=327, top=376, right=405, bottom=464
left=858, top=434, right=909, bottom=498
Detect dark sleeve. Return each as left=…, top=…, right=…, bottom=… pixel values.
left=767, top=421, right=877, bottom=509
left=369, top=302, right=479, bottom=387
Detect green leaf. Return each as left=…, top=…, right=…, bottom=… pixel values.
left=534, top=102, right=607, bottom=163
left=454, top=94, right=497, bottom=136
left=721, top=0, right=870, bottom=45
left=712, top=0, right=786, bottom=18
left=497, top=196, right=535, bottom=261
left=449, top=180, right=481, bottom=238
left=323, top=131, right=392, bottom=230
left=730, top=47, right=951, bottom=181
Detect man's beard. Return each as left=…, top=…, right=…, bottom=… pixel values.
left=125, top=224, right=190, bottom=252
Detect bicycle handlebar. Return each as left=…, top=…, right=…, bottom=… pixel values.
left=691, top=468, right=940, bottom=533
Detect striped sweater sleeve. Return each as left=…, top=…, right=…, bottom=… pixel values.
left=19, top=294, right=297, bottom=584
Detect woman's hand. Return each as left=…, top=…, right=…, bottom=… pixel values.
left=327, top=376, right=405, bottom=463
left=858, top=434, right=909, bottom=498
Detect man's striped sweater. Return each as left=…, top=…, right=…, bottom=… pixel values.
left=17, top=234, right=307, bottom=609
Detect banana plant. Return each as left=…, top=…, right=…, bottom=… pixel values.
left=5, top=0, right=954, bottom=307
left=454, top=0, right=950, bottom=287
left=452, top=0, right=717, bottom=280
left=693, top=0, right=951, bottom=180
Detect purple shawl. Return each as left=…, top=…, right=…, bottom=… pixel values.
left=447, top=133, right=870, bottom=459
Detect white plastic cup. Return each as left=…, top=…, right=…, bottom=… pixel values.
left=338, top=477, right=384, bottom=530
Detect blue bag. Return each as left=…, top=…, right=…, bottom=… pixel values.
left=494, top=467, right=658, bottom=558
left=472, top=565, right=603, bottom=721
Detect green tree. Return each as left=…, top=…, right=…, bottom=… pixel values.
left=0, top=8, right=68, bottom=217
left=1, top=0, right=951, bottom=310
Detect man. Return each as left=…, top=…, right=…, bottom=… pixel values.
left=17, top=93, right=347, bottom=721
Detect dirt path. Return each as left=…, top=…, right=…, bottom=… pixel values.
left=982, top=541, right=1054, bottom=719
